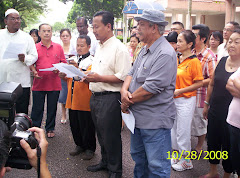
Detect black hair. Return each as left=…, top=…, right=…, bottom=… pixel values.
left=210, top=31, right=223, bottom=44
left=172, top=21, right=184, bottom=29
left=29, top=29, right=41, bottom=43
left=78, top=35, right=91, bottom=46
left=130, top=34, right=140, bottom=43
left=39, top=23, right=52, bottom=31
left=192, top=24, right=210, bottom=44
left=0, top=120, right=11, bottom=169
left=166, top=31, right=178, bottom=43
left=76, top=17, right=88, bottom=26
left=227, top=21, right=240, bottom=30
left=180, top=30, right=196, bottom=50
left=233, top=28, right=240, bottom=35
left=60, top=28, right=71, bottom=37
left=93, top=11, right=114, bottom=31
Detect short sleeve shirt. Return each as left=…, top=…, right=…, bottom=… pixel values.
left=32, top=42, right=66, bottom=91
left=175, top=55, right=204, bottom=98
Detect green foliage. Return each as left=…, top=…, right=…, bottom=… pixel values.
left=0, top=0, right=48, bottom=29
left=65, top=0, right=124, bottom=23
left=117, top=35, right=130, bottom=43
left=52, top=21, right=76, bottom=33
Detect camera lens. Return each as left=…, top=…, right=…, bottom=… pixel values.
left=14, top=113, right=32, bottom=131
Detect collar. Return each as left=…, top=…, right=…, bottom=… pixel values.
left=143, top=36, right=165, bottom=54
left=78, top=52, right=90, bottom=60
left=99, top=36, right=115, bottom=47
left=40, top=41, right=53, bottom=48
left=6, top=28, right=20, bottom=35
left=193, top=46, right=208, bottom=56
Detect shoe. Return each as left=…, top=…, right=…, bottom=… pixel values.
left=82, top=150, right=94, bottom=160
left=87, top=163, right=107, bottom=172
left=109, top=171, right=122, bottom=178
left=171, top=152, right=179, bottom=165
left=61, top=119, right=67, bottom=124
left=69, top=146, right=84, bottom=156
left=46, top=130, right=55, bottom=138
left=172, top=158, right=193, bottom=171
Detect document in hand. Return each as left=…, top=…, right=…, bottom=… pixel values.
left=121, top=109, right=135, bottom=134
left=2, top=42, right=25, bottom=59
left=53, top=63, right=86, bottom=78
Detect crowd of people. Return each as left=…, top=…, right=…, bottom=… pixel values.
left=0, top=7, right=240, bottom=178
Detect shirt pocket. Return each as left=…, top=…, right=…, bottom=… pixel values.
left=136, top=66, right=150, bottom=83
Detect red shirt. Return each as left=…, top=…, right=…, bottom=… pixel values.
left=32, top=41, right=66, bottom=91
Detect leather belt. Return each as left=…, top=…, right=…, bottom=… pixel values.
left=91, top=91, right=120, bottom=96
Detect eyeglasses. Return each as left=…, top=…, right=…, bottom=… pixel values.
left=223, top=28, right=233, bottom=32
left=8, top=17, right=21, bottom=21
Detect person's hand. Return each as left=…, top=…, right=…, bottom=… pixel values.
left=121, top=89, right=134, bottom=106
left=174, top=89, right=182, bottom=97
left=85, top=72, right=102, bottom=82
left=20, top=127, right=48, bottom=170
left=18, top=54, right=25, bottom=62
left=80, top=77, right=89, bottom=83
left=68, top=60, right=78, bottom=68
left=58, top=72, right=67, bottom=79
left=52, top=69, right=59, bottom=74
left=33, top=71, right=42, bottom=79
left=121, top=103, right=130, bottom=114
left=203, top=105, right=209, bottom=120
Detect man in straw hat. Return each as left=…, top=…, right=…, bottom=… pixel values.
left=0, top=9, right=38, bottom=115
left=121, top=9, right=177, bottom=177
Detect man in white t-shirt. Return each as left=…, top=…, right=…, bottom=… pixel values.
left=69, top=17, right=98, bottom=56
left=217, top=21, right=239, bottom=61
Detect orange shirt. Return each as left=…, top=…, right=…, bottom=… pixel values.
left=175, top=55, right=204, bottom=98
left=65, top=66, right=92, bottom=111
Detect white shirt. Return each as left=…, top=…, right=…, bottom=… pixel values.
left=69, top=31, right=99, bottom=56
left=89, top=36, right=131, bottom=92
left=217, top=43, right=228, bottom=61
left=0, top=29, right=38, bottom=87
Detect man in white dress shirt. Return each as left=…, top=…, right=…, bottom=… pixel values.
left=0, top=9, right=38, bottom=114
left=69, top=17, right=98, bottom=56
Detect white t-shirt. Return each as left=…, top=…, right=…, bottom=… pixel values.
left=227, top=67, right=240, bottom=129
left=217, top=43, right=228, bottom=61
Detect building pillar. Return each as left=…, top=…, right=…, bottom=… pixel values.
left=196, top=13, right=201, bottom=24
left=225, top=0, right=236, bottom=23
left=171, top=12, right=177, bottom=23
left=182, top=13, right=187, bottom=29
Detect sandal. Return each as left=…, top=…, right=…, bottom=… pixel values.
left=47, top=130, right=55, bottom=138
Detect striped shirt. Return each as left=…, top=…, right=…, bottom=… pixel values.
left=193, top=47, right=217, bottom=108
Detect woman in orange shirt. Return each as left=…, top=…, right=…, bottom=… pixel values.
left=171, top=30, right=204, bottom=171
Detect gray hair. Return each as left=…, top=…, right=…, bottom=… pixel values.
left=149, top=22, right=165, bottom=35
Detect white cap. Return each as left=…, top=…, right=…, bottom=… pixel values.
left=5, top=9, right=19, bottom=17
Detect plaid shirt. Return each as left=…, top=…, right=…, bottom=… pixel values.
left=193, top=47, right=217, bottom=108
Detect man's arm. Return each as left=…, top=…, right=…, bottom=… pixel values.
left=21, top=36, right=38, bottom=66
left=20, top=127, right=51, bottom=178
left=85, top=72, right=123, bottom=83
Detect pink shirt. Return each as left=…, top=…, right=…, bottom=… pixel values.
left=32, top=41, right=66, bottom=91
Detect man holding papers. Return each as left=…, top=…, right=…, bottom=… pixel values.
left=31, top=23, right=66, bottom=138
left=0, top=9, right=38, bottom=114
left=85, top=11, right=131, bottom=178
left=59, top=35, right=96, bottom=160
left=120, top=10, right=177, bottom=177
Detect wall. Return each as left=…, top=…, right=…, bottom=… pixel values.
left=204, top=14, right=225, bottom=31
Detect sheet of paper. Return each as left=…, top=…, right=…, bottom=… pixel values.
left=39, top=67, right=55, bottom=71
left=2, top=42, right=25, bottom=59
left=121, top=109, right=135, bottom=134
left=53, top=63, right=86, bottom=78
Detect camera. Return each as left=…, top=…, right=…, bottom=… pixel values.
left=0, top=82, right=38, bottom=169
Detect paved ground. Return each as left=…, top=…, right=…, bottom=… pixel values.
left=6, top=102, right=230, bottom=178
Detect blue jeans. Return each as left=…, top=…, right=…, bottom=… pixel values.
left=31, top=91, right=59, bottom=131
left=131, top=128, right=171, bottom=178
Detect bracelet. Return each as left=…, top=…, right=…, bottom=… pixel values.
left=204, top=101, right=210, bottom=105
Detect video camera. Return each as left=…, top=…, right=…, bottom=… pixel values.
left=0, top=82, right=38, bottom=169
